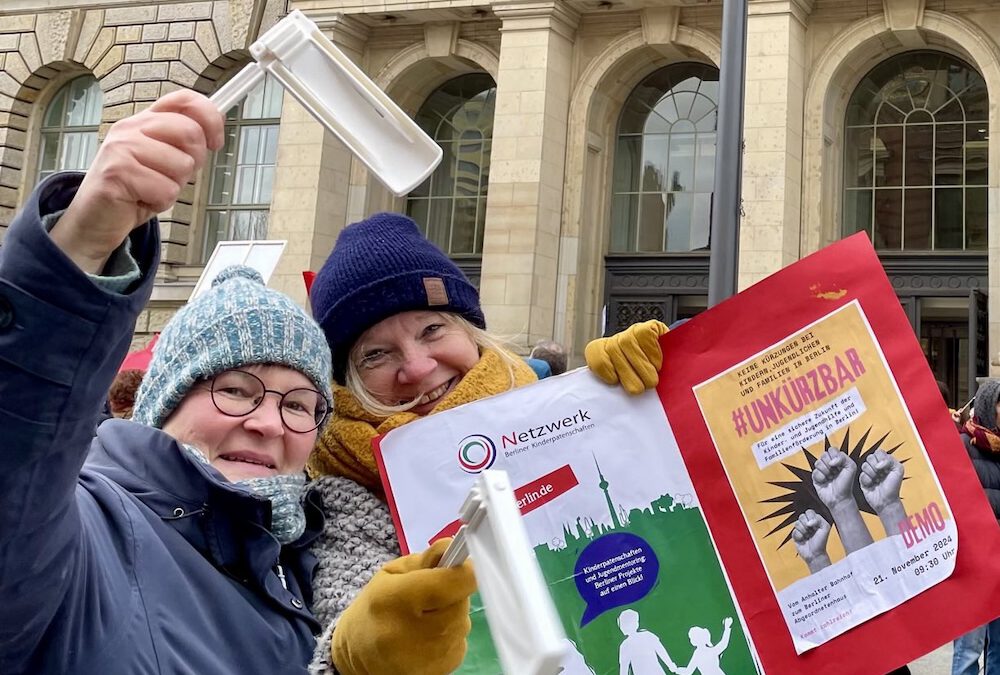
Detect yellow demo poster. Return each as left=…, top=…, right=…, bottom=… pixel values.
left=694, top=300, right=954, bottom=652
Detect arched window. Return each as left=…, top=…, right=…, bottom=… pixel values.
left=406, top=73, right=495, bottom=256
left=203, top=74, right=283, bottom=261
left=37, top=76, right=102, bottom=182
left=843, top=51, right=988, bottom=250
left=611, top=63, right=719, bottom=253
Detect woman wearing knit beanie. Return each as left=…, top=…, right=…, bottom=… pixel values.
left=305, top=211, right=668, bottom=674
left=0, top=90, right=470, bottom=675
left=952, top=378, right=1000, bottom=674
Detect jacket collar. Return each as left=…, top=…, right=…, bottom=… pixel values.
left=86, top=419, right=323, bottom=586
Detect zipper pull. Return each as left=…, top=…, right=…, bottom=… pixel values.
left=275, top=563, right=288, bottom=590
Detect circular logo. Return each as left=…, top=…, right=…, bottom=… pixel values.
left=457, top=434, right=496, bottom=473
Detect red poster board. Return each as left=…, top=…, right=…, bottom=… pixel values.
left=659, top=233, right=1000, bottom=674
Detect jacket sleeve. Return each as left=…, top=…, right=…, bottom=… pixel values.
left=0, top=172, right=159, bottom=666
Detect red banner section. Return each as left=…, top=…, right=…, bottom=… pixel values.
left=427, top=465, right=580, bottom=547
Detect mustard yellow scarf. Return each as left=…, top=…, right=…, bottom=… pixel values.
left=307, top=349, right=536, bottom=498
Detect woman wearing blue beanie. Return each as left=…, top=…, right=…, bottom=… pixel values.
left=305, top=210, right=670, bottom=673
left=0, top=90, right=472, bottom=675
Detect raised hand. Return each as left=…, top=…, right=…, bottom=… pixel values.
left=860, top=449, right=909, bottom=536
left=791, top=509, right=832, bottom=573
left=812, top=446, right=858, bottom=511
left=50, top=89, right=224, bottom=274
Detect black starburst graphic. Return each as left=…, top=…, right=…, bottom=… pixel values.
left=759, top=426, right=906, bottom=548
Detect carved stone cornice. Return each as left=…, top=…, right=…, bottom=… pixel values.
left=491, top=1, right=580, bottom=40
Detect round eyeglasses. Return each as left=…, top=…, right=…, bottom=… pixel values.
left=206, top=369, right=330, bottom=433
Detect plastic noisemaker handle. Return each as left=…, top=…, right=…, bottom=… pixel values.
left=208, top=10, right=442, bottom=197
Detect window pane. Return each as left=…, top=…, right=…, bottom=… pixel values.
left=904, top=123, right=933, bottom=186
left=664, top=193, right=693, bottom=252
left=637, top=193, right=666, bottom=252
left=903, top=188, right=932, bottom=249
left=843, top=190, right=873, bottom=236
left=234, top=165, right=257, bottom=204
left=875, top=126, right=903, bottom=187
left=406, top=199, right=429, bottom=231
left=966, top=187, right=987, bottom=250
left=209, top=165, right=233, bottom=205
left=44, top=88, right=67, bottom=127
left=610, top=193, right=638, bottom=252
left=451, top=198, right=477, bottom=254
left=694, top=133, right=716, bottom=192
left=934, top=124, right=963, bottom=185
left=39, top=133, right=60, bottom=175
left=934, top=187, right=963, bottom=249
left=966, top=124, right=988, bottom=185
left=641, top=135, right=668, bottom=191
left=844, top=128, right=873, bottom=188
left=231, top=210, right=268, bottom=239
left=240, top=126, right=261, bottom=164
left=690, top=193, right=712, bottom=250
left=204, top=210, right=228, bottom=256
left=873, top=189, right=902, bottom=249
left=426, top=198, right=452, bottom=250
left=613, top=136, right=641, bottom=192
left=667, top=133, right=695, bottom=191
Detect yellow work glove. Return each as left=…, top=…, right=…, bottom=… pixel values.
left=331, top=538, right=476, bottom=675
left=584, top=319, right=668, bottom=395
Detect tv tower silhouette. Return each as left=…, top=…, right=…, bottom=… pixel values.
left=595, top=455, right=621, bottom=529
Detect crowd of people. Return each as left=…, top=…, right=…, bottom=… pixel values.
left=0, top=85, right=996, bottom=674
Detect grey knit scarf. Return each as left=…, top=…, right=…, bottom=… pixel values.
left=183, top=445, right=306, bottom=544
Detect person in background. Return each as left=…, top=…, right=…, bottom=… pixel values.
left=951, top=378, right=1000, bottom=675
left=108, top=368, right=145, bottom=419
left=0, top=89, right=472, bottom=675
left=304, top=211, right=667, bottom=673
left=531, top=338, right=569, bottom=376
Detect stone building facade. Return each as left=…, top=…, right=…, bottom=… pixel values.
left=0, top=0, right=997, bottom=404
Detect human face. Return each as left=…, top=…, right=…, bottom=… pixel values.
left=162, top=364, right=320, bottom=482
left=354, top=310, right=480, bottom=415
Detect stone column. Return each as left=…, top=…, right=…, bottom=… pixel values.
left=479, top=1, right=578, bottom=350
left=738, top=0, right=812, bottom=289
left=265, top=12, right=365, bottom=306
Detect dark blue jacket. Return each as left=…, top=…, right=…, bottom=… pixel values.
left=0, top=174, right=322, bottom=673
left=962, top=431, right=1000, bottom=521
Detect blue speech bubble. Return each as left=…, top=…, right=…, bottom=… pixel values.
left=574, top=532, right=659, bottom=626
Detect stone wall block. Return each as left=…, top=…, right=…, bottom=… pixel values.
left=84, top=27, right=115, bottom=70
left=195, top=21, right=222, bottom=62
left=125, top=43, right=153, bottom=62
left=3, top=52, right=30, bottom=85
left=131, top=61, right=169, bottom=81
left=179, top=41, right=209, bottom=75
left=158, top=2, right=213, bottom=22
left=133, top=80, right=161, bottom=101
left=142, top=24, right=169, bottom=42
left=104, top=6, right=156, bottom=26
left=18, top=34, right=42, bottom=72
left=2, top=15, right=36, bottom=32
left=103, top=82, right=135, bottom=106
left=93, top=45, right=126, bottom=79
left=73, top=9, right=104, bottom=62
left=152, top=42, right=180, bottom=61
left=0, top=34, right=19, bottom=52
left=168, top=22, right=196, bottom=41
left=36, top=11, right=74, bottom=64
left=116, top=25, right=142, bottom=44
left=168, top=60, right=199, bottom=87
left=100, top=63, right=131, bottom=91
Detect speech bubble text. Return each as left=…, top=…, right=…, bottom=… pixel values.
left=574, top=532, right=659, bottom=626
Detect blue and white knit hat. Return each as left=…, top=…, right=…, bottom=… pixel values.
left=132, top=265, right=333, bottom=430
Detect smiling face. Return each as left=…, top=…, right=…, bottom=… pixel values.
left=161, top=364, right=320, bottom=482
left=352, top=310, right=480, bottom=416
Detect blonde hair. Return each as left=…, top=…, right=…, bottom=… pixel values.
left=345, top=312, right=522, bottom=417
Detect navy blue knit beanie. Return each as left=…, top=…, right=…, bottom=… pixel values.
left=310, top=212, right=485, bottom=384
